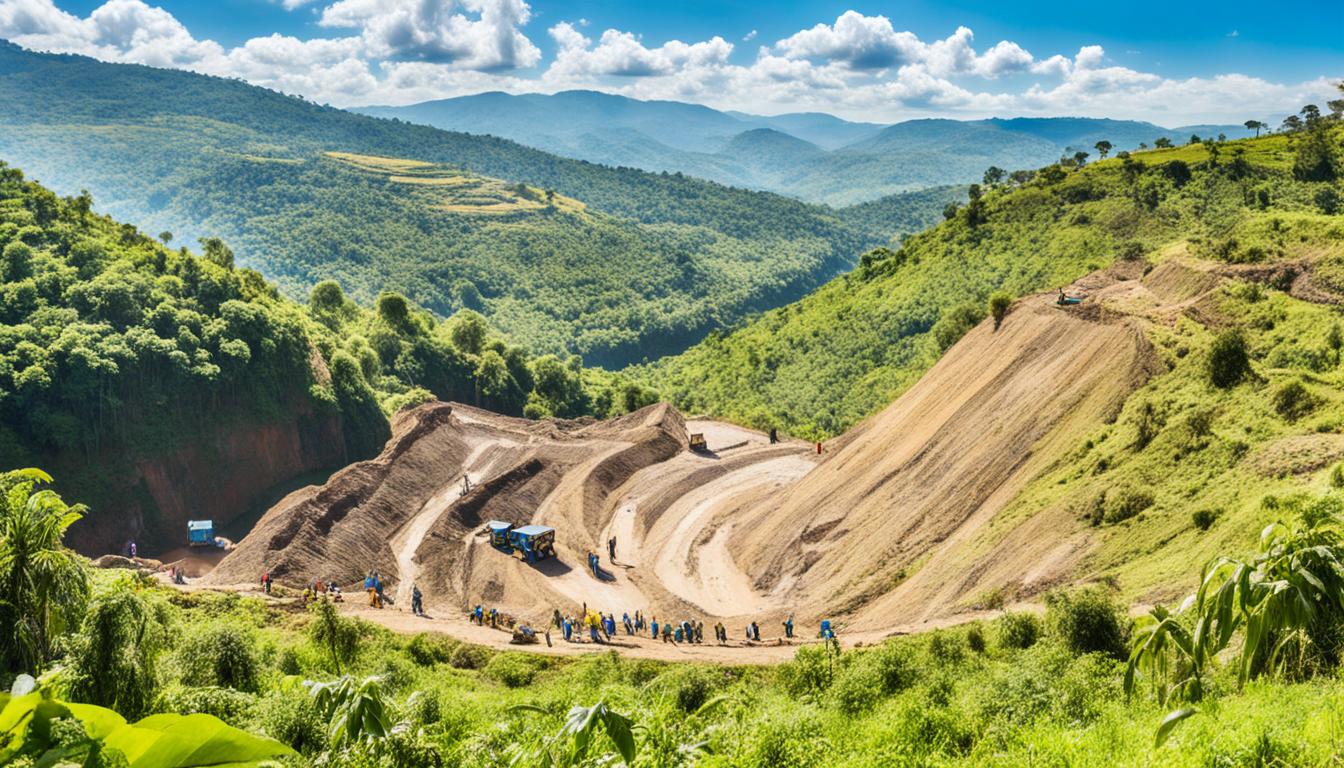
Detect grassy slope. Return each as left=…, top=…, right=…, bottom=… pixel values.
left=93, top=578, right=1344, bottom=767
left=0, top=43, right=954, bottom=367
left=641, top=132, right=1341, bottom=439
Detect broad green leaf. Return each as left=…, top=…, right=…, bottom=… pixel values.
left=103, top=713, right=294, bottom=768
left=1154, top=707, right=1197, bottom=747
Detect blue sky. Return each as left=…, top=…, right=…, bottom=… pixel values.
left=4, top=0, right=1341, bottom=123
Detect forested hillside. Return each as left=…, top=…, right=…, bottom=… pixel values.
left=0, top=161, right=612, bottom=551
left=640, top=124, right=1344, bottom=438
left=0, top=43, right=934, bottom=366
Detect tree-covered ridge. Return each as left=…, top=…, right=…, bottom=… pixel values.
left=638, top=125, right=1344, bottom=439
left=0, top=160, right=616, bottom=529
left=0, top=42, right=946, bottom=366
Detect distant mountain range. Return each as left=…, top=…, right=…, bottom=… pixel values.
left=359, top=92, right=1254, bottom=206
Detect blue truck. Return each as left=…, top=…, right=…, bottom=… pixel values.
left=187, top=519, right=216, bottom=547
left=484, top=521, right=557, bottom=563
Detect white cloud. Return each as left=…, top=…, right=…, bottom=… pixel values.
left=319, top=0, right=540, bottom=70
left=743, top=29, right=756, bottom=42
left=0, top=1, right=1334, bottom=123
left=546, top=22, right=732, bottom=80
left=276, top=0, right=318, bottom=9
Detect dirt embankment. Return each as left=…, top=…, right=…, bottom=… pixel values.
left=67, top=406, right=345, bottom=556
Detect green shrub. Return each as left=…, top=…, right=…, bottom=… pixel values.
left=932, top=302, right=985, bottom=351
left=449, top=642, right=491, bottom=671
left=779, top=644, right=835, bottom=697
left=405, top=632, right=457, bottom=666
left=175, top=624, right=260, bottom=692
left=276, top=646, right=302, bottom=676
left=664, top=666, right=719, bottom=713
left=830, top=642, right=916, bottom=713
left=1331, top=462, right=1344, bottom=489
left=891, top=698, right=975, bottom=757
left=1272, top=380, right=1319, bottom=421
left=255, top=689, right=328, bottom=756
left=927, top=630, right=965, bottom=667
left=483, top=651, right=542, bottom=688
left=1208, top=328, right=1251, bottom=388
left=155, top=685, right=255, bottom=725
left=1103, top=487, right=1154, bottom=524
left=1192, top=507, right=1219, bottom=531
left=989, top=292, right=1013, bottom=330
left=997, top=612, right=1041, bottom=650
left=966, top=625, right=986, bottom=653
left=734, top=711, right=833, bottom=768
left=407, top=689, right=442, bottom=727
left=1045, top=588, right=1128, bottom=659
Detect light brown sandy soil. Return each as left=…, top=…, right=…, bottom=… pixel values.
left=195, top=260, right=1231, bottom=661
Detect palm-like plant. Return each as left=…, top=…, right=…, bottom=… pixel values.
left=0, top=468, right=90, bottom=674
left=305, top=675, right=393, bottom=747
left=509, top=699, right=637, bottom=767
left=1127, top=499, right=1344, bottom=744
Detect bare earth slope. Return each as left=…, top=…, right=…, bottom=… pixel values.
left=210, top=262, right=1229, bottom=647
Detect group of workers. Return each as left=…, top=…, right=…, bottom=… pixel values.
left=540, top=605, right=828, bottom=648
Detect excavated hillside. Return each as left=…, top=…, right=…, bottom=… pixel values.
left=210, top=260, right=1242, bottom=636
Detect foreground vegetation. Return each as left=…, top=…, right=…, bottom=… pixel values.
left=640, top=121, right=1344, bottom=439
left=5, top=465, right=1344, bottom=766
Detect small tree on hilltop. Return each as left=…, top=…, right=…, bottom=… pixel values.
left=1073, top=150, right=1090, bottom=167
left=1244, top=119, right=1265, bottom=137
left=982, top=166, right=1006, bottom=186
left=989, top=292, right=1012, bottom=331
left=1094, top=140, right=1112, bottom=159
left=1154, top=137, right=1173, bottom=149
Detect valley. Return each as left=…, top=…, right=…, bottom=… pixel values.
left=1, top=15, right=1342, bottom=765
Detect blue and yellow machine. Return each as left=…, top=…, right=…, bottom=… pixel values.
left=486, top=521, right=513, bottom=548
left=507, top=525, right=556, bottom=563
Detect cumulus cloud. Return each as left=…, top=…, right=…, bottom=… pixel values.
left=546, top=22, right=731, bottom=80
left=319, top=0, right=540, bottom=70
left=0, top=2, right=1333, bottom=122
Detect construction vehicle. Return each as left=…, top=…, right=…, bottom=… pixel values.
left=508, top=525, right=557, bottom=563
left=688, top=433, right=708, bottom=452
left=187, top=519, right=217, bottom=548
left=486, top=521, right=513, bottom=548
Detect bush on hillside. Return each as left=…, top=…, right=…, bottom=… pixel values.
left=1272, top=380, right=1320, bottom=421
left=484, top=651, right=543, bottom=688
left=155, top=685, right=255, bottom=725
left=1103, top=487, right=1154, bottom=524
left=1045, top=588, right=1128, bottom=660
left=1192, top=507, right=1219, bottom=531
left=779, top=643, right=835, bottom=698
left=831, top=642, right=916, bottom=714
left=932, top=302, right=986, bottom=351
left=966, top=625, right=986, bottom=653
left=1317, top=188, right=1341, bottom=215
left=1331, top=462, right=1344, bottom=489
left=175, top=624, right=260, bottom=692
left=989, top=292, right=1013, bottom=330
left=997, top=612, right=1041, bottom=650
left=1208, top=329, right=1251, bottom=388
left=406, top=632, right=458, bottom=666
left=256, top=689, right=328, bottom=756
left=449, top=643, right=491, bottom=670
